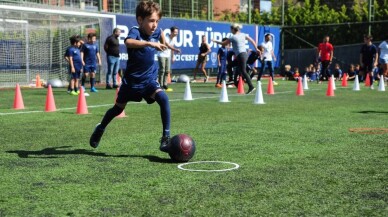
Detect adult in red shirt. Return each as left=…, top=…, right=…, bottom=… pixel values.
left=317, top=35, right=334, bottom=82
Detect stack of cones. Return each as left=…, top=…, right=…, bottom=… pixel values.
left=183, top=80, right=193, bottom=100
left=45, top=84, right=56, bottom=112
left=296, top=77, right=304, bottom=96
left=13, top=83, right=24, bottom=110
left=378, top=75, right=385, bottom=91
left=364, top=73, right=370, bottom=86
left=326, top=77, right=335, bottom=97
left=267, top=77, right=274, bottom=95
left=303, top=74, right=309, bottom=90
left=353, top=75, right=360, bottom=91
left=219, top=81, right=230, bottom=103
left=35, top=74, right=42, bottom=88
left=115, top=88, right=126, bottom=118
left=76, top=87, right=89, bottom=114
left=341, top=73, right=348, bottom=87
left=253, top=81, right=265, bottom=104
left=237, top=76, right=245, bottom=94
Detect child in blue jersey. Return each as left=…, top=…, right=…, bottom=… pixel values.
left=248, top=45, right=264, bottom=79
left=65, top=35, right=84, bottom=94
left=215, top=38, right=229, bottom=88
left=81, top=33, right=102, bottom=92
left=67, top=35, right=83, bottom=95
left=90, top=1, right=173, bottom=153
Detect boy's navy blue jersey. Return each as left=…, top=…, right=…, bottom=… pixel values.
left=217, top=47, right=228, bottom=64
left=123, top=27, right=161, bottom=88
left=64, top=46, right=71, bottom=58
left=68, top=46, right=83, bottom=71
left=360, top=44, right=377, bottom=63
left=81, top=42, right=99, bottom=66
left=247, top=51, right=260, bottom=65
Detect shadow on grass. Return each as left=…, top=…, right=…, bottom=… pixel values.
left=6, top=146, right=130, bottom=158
left=357, top=110, right=388, bottom=114
left=129, top=155, right=175, bottom=164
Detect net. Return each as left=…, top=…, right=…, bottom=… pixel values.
left=0, top=5, right=114, bottom=87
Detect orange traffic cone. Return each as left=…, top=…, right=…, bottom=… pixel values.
left=326, top=77, right=335, bottom=97
left=167, top=72, right=172, bottom=84
left=341, top=73, right=348, bottom=87
left=45, top=84, right=56, bottom=112
left=267, top=77, right=275, bottom=95
left=35, top=74, right=42, bottom=88
left=76, top=87, right=88, bottom=114
left=296, top=77, right=304, bottom=96
left=115, top=88, right=126, bottom=118
left=13, top=83, right=24, bottom=109
left=237, top=76, right=245, bottom=94
left=365, top=73, right=370, bottom=86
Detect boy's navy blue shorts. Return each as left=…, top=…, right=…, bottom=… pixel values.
left=84, top=65, right=97, bottom=73
left=117, top=79, right=162, bottom=104
left=70, top=70, right=82, bottom=79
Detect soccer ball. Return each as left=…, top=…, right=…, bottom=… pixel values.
left=168, top=134, right=196, bottom=162
left=177, top=74, right=190, bottom=83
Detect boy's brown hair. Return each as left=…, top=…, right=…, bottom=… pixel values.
left=136, top=1, right=162, bottom=20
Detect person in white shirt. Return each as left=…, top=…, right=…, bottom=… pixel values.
left=257, top=33, right=278, bottom=85
left=378, top=35, right=388, bottom=80
left=158, top=26, right=181, bottom=92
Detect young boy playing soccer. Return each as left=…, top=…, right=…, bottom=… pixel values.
left=215, top=38, right=229, bottom=88
left=67, top=35, right=83, bottom=95
left=81, top=32, right=101, bottom=92
left=90, top=0, right=172, bottom=152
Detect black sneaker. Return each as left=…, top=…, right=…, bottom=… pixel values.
left=106, top=85, right=112, bottom=89
left=90, top=123, right=105, bottom=148
left=112, top=84, right=119, bottom=88
left=159, top=136, right=170, bottom=153
left=246, top=87, right=256, bottom=94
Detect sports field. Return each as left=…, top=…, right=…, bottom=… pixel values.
left=0, top=79, right=387, bottom=216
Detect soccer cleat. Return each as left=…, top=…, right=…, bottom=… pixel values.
left=90, top=87, right=98, bottom=92
left=70, top=91, right=79, bottom=96
left=90, top=123, right=105, bottom=148
left=273, top=81, right=279, bottom=85
left=204, top=76, right=209, bottom=83
left=165, top=88, right=173, bottom=92
left=159, top=136, right=171, bottom=153
left=370, top=85, right=374, bottom=90
left=246, top=87, right=256, bottom=94
left=106, top=85, right=112, bottom=89
left=112, top=84, right=119, bottom=88
left=215, top=83, right=222, bottom=88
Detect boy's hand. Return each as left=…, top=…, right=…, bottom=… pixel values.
left=151, top=42, right=167, bottom=51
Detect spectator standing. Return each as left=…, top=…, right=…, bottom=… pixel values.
left=317, top=35, right=334, bottom=83
left=157, top=26, right=180, bottom=91
left=104, top=28, right=121, bottom=89
left=378, top=35, right=388, bottom=80
left=360, top=34, right=378, bottom=89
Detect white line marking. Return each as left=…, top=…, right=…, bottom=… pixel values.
left=177, top=161, right=240, bottom=172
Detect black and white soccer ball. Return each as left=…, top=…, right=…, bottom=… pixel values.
left=177, top=74, right=190, bottom=83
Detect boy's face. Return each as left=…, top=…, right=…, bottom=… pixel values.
left=88, top=36, right=96, bottom=44
left=171, top=29, right=178, bottom=38
left=138, top=12, right=160, bottom=36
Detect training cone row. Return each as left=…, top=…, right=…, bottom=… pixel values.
left=219, top=80, right=230, bottom=103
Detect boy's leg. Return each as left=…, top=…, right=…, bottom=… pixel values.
left=154, top=90, right=171, bottom=152
left=106, top=56, right=113, bottom=88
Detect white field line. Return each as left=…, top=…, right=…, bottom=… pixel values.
left=0, top=88, right=325, bottom=116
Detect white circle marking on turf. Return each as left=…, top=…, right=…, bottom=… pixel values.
left=177, top=161, right=240, bottom=172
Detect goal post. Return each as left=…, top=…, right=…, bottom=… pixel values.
left=0, top=4, right=116, bottom=87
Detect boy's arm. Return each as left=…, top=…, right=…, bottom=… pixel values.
left=81, top=52, right=85, bottom=66
left=160, top=33, right=180, bottom=53
left=125, top=38, right=167, bottom=51
left=97, top=53, right=102, bottom=65
left=69, top=57, right=75, bottom=73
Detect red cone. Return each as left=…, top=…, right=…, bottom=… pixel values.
left=296, top=77, right=304, bottom=96
left=45, top=84, right=56, bottom=112
left=364, top=73, right=370, bottom=86
left=76, top=87, right=88, bottom=114
left=13, top=83, right=24, bottom=110
left=341, top=73, right=348, bottom=87
left=237, top=76, right=245, bottom=94
left=267, top=77, right=274, bottom=95
left=115, top=88, right=126, bottom=118
left=326, top=77, right=335, bottom=97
